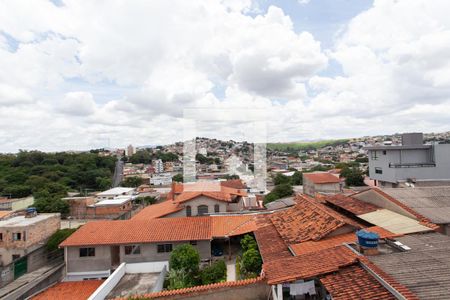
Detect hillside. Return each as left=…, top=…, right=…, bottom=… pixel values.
left=267, top=139, right=349, bottom=152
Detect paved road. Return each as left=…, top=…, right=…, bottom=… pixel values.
left=112, top=158, right=124, bottom=187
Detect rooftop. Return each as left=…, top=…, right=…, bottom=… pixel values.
left=0, top=213, right=59, bottom=227
left=60, top=217, right=212, bottom=247
left=93, top=196, right=133, bottom=206
left=303, top=172, right=341, bottom=184
left=106, top=273, right=159, bottom=299
left=31, top=280, right=104, bottom=300
left=132, top=200, right=183, bottom=220
left=325, top=194, right=380, bottom=215
left=369, top=232, right=450, bottom=300
left=381, top=187, right=450, bottom=224
left=320, top=264, right=396, bottom=300
left=97, top=187, right=135, bottom=196
left=269, top=194, right=361, bottom=244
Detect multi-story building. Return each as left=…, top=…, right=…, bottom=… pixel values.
left=365, top=133, right=450, bottom=187
left=126, top=144, right=135, bottom=157
left=153, top=159, right=164, bottom=174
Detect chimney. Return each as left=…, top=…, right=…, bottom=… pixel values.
left=356, top=230, right=379, bottom=256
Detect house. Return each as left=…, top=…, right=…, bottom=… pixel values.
left=365, top=132, right=450, bottom=187
left=85, top=195, right=133, bottom=219
left=153, top=159, right=164, bottom=174
left=62, top=196, right=96, bottom=219
left=59, top=214, right=258, bottom=280
left=96, top=187, right=135, bottom=200
left=150, top=173, right=172, bottom=186
left=132, top=181, right=249, bottom=219
left=0, top=212, right=60, bottom=266
left=303, top=172, right=342, bottom=196
left=0, top=196, right=34, bottom=212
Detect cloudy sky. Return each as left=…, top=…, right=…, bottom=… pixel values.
left=1, top=0, right=450, bottom=152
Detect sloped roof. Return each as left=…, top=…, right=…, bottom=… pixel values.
left=132, top=201, right=183, bottom=220
left=174, top=191, right=232, bottom=203
left=320, top=264, right=396, bottom=300
left=303, top=172, right=341, bottom=184
left=60, top=217, right=212, bottom=247
left=254, top=215, right=292, bottom=263
left=290, top=226, right=397, bottom=256
left=269, top=194, right=361, bottom=244
left=325, top=194, right=380, bottom=215
left=211, top=215, right=258, bottom=237
left=381, top=187, right=450, bottom=224
left=264, top=245, right=358, bottom=284
left=357, top=209, right=431, bottom=234
left=31, top=280, right=104, bottom=300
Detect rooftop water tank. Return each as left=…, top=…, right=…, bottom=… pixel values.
left=356, top=230, right=379, bottom=248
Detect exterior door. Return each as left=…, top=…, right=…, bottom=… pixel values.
left=14, top=256, right=27, bottom=279
left=111, top=246, right=120, bottom=267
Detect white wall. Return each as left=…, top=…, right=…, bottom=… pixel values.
left=125, top=261, right=168, bottom=274
left=88, top=263, right=126, bottom=300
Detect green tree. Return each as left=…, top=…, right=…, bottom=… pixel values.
left=34, top=197, right=70, bottom=215
left=169, top=244, right=200, bottom=274
left=263, top=183, right=294, bottom=204
left=344, top=167, right=366, bottom=187
left=2, top=185, right=32, bottom=198
left=200, top=260, right=226, bottom=284
left=291, top=171, right=303, bottom=185
left=45, top=228, right=77, bottom=251
left=273, top=173, right=290, bottom=185
left=167, top=269, right=191, bottom=290
left=172, top=174, right=183, bottom=183
left=241, top=248, right=262, bottom=275
left=137, top=196, right=157, bottom=205
left=121, top=176, right=144, bottom=187
left=240, top=234, right=257, bottom=252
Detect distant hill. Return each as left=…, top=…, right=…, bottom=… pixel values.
left=267, top=139, right=349, bottom=152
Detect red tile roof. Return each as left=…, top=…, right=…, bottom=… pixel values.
left=254, top=215, right=292, bottom=263
left=220, top=179, right=247, bottom=189
left=31, top=280, right=104, bottom=300
left=120, top=277, right=263, bottom=299
left=304, top=172, right=341, bottom=184
left=60, top=217, right=212, bottom=247
left=211, top=215, right=258, bottom=237
left=264, top=245, right=358, bottom=284
left=132, top=200, right=183, bottom=220
left=320, top=264, right=396, bottom=300
left=289, top=226, right=398, bottom=256
left=325, top=194, right=380, bottom=215
left=174, top=191, right=233, bottom=203
left=269, top=194, right=361, bottom=244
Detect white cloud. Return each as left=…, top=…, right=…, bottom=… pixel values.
left=0, top=0, right=449, bottom=152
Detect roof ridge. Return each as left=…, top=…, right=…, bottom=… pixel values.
left=121, top=277, right=264, bottom=299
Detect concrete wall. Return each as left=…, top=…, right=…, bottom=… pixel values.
left=66, top=241, right=211, bottom=273
left=0, top=214, right=60, bottom=266
left=303, top=178, right=340, bottom=196
left=87, top=263, right=126, bottom=300
left=168, top=196, right=228, bottom=217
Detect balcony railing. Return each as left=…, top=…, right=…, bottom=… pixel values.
left=389, top=162, right=436, bottom=168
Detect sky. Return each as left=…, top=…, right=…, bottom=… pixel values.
left=1, top=0, right=450, bottom=152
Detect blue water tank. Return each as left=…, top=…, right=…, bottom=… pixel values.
left=26, top=207, right=37, bottom=213
left=356, top=230, right=379, bottom=248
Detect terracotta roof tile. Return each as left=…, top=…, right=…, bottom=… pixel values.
left=121, top=277, right=264, bottom=299
left=264, top=245, right=358, bottom=284
left=304, top=172, right=341, bottom=184
left=320, top=264, right=396, bottom=300
left=289, top=226, right=398, bottom=256
left=211, top=215, right=258, bottom=237
left=132, top=200, right=183, bottom=220
left=174, top=191, right=233, bottom=203
left=325, top=194, right=380, bottom=215
left=31, top=280, right=104, bottom=300
left=254, top=215, right=292, bottom=263
left=269, top=194, right=361, bottom=244
left=60, top=217, right=212, bottom=247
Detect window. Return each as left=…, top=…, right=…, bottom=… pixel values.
left=0, top=233, right=3, bottom=241
left=370, top=151, right=378, bottom=160
left=190, top=241, right=197, bottom=246
left=12, top=232, right=21, bottom=241
left=79, top=247, right=96, bottom=257
left=198, top=205, right=208, bottom=216
left=186, top=205, right=192, bottom=217
left=214, top=204, right=220, bottom=213
left=382, top=150, right=387, bottom=155
left=125, top=245, right=141, bottom=255
left=157, top=244, right=173, bottom=253
left=375, top=167, right=383, bottom=174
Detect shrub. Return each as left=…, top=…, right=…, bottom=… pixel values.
left=169, top=244, right=200, bottom=274
left=240, top=234, right=257, bottom=252
left=241, top=248, right=262, bottom=275
left=200, top=260, right=226, bottom=284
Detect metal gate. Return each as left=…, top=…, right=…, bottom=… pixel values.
left=14, top=257, right=27, bottom=279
